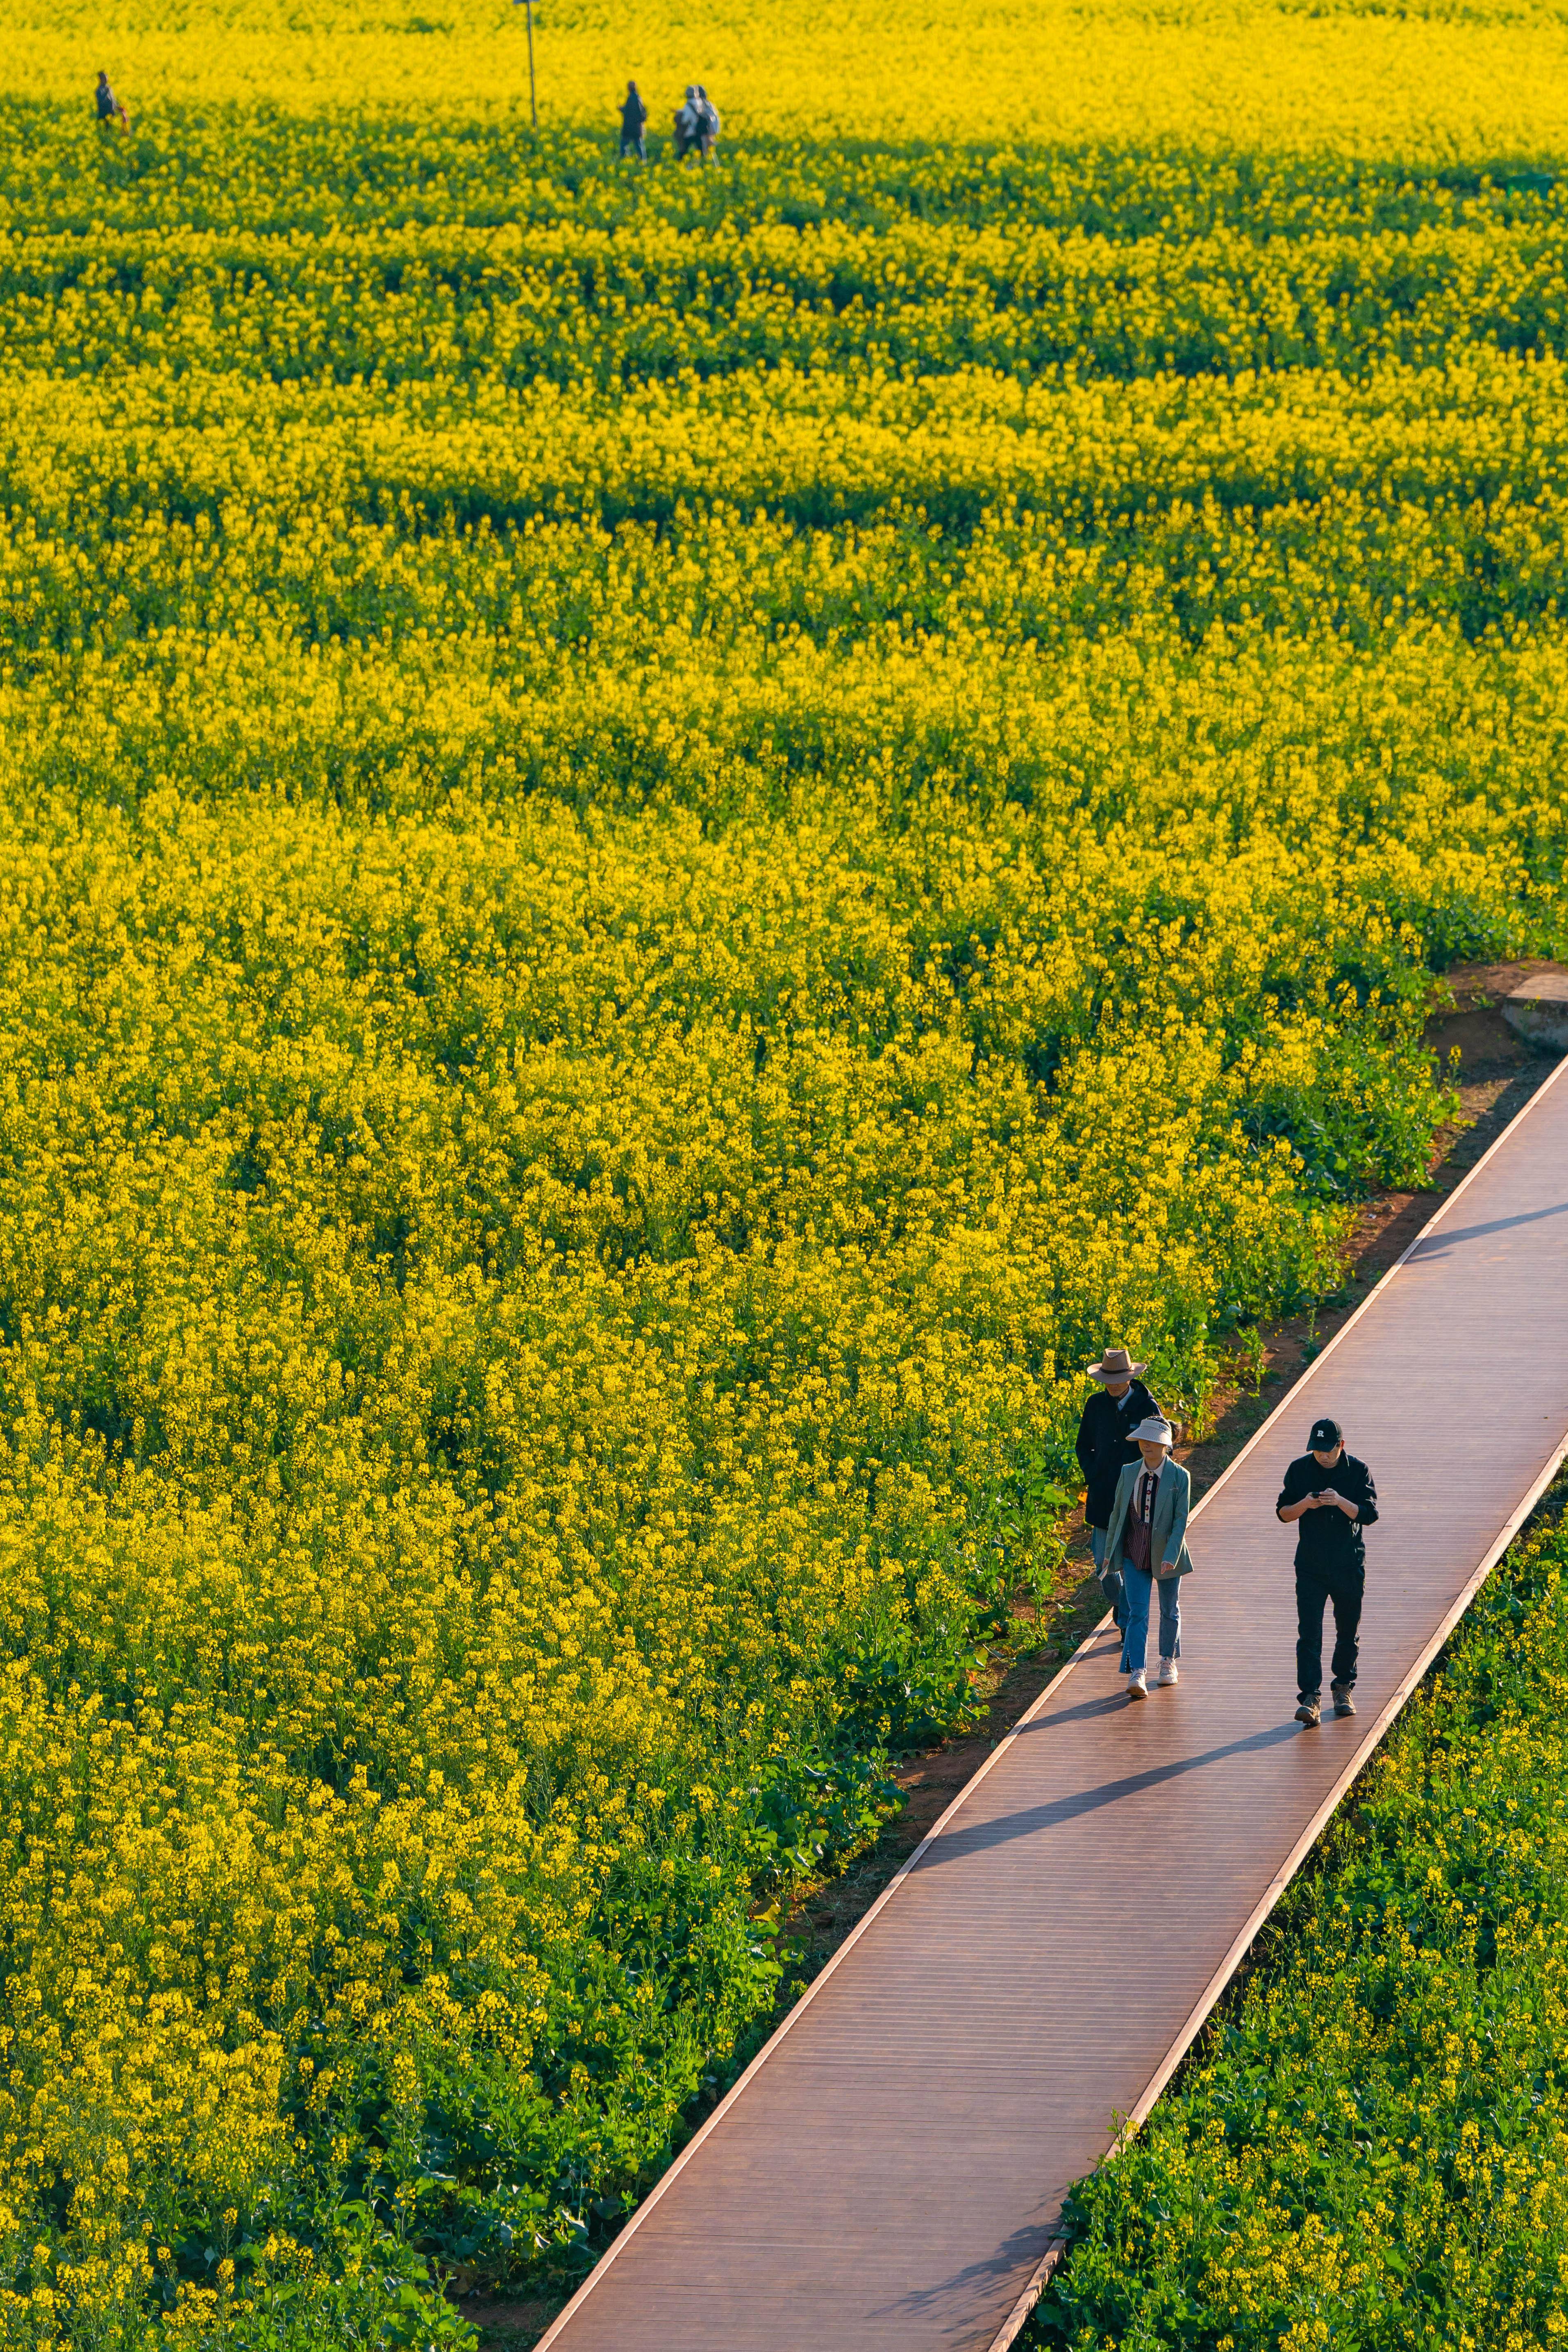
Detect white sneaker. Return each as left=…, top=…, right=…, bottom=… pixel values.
left=1127, top=1669, right=1148, bottom=1700
left=1158, top=1659, right=1178, bottom=1687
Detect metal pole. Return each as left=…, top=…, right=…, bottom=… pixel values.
left=525, top=0, right=537, bottom=128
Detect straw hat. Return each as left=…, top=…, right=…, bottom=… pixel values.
left=1087, top=1345, right=1146, bottom=1380
left=1131, top=1417, right=1174, bottom=1448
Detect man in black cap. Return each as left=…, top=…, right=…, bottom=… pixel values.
left=1276, top=1416, right=1378, bottom=1727
left=1075, top=1345, right=1159, bottom=1627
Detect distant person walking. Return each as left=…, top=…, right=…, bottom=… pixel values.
left=1277, top=1415, right=1378, bottom=1727
left=695, top=84, right=720, bottom=160
left=619, top=80, right=648, bottom=161
left=674, top=85, right=703, bottom=160
left=1076, top=1345, right=1159, bottom=1627
left=95, top=70, right=129, bottom=130
left=1102, top=1416, right=1192, bottom=1699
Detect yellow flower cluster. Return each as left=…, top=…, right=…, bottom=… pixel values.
left=0, top=14, right=1560, bottom=2345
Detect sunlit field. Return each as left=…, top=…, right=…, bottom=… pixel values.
left=0, top=1, right=1565, bottom=2342
left=13, top=0, right=1568, bottom=152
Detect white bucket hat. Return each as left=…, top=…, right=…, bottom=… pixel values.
left=1130, top=1416, right=1174, bottom=1448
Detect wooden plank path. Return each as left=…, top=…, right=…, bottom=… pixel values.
left=539, top=1056, right=1568, bottom=2352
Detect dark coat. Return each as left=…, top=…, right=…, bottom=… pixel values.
left=1277, top=1452, right=1378, bottom=1573
left=1075, top=1379, right=1158, bottom=1527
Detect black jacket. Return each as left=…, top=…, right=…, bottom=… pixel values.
left=1277, top=1452, right=1378, bottom=1573
left=1075, top=1379, right=1158, bottom=1527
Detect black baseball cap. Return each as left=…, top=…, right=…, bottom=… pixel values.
left=1309, top=1417, right=1343, bottom=1450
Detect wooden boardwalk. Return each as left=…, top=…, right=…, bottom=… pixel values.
left=539, top=1056, right=1568, bottom=2352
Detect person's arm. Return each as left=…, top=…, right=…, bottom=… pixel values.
left=1313, top=1469, right=1368, bottom=1523
left=1074, top=1399, right=1097, bottom=1482
left=1101, top=1470, right=1129, bottom=1574
left=1161, top=1465, right=1189, bottom=1570
left=1276, top=1464, right=1316, bottom=1523
left=1354, top=1464, right=1377, bottom=1529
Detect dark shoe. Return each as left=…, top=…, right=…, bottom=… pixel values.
left=1332, top=1683, right=1357, bottom=1718
left=1294, top=1695, right=1321, bottom=1727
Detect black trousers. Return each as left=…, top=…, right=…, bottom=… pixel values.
left=1295, top=1561, right=1363, bottom=1701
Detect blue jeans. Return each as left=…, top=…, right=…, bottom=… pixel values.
left=1119, top=1561, right=1181, bottom=1673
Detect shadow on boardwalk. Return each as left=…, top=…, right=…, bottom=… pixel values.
left=912, top=1721, right=1300, bottom=1868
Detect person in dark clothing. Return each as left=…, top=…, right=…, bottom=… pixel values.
left=1075, top=1345, right=1159, bottom=1627
left=1277, top=1414, right=1378, bottom=1727
left=619, top=81, right=648, bottom=160
left=95, top=71, right=129, bottom=130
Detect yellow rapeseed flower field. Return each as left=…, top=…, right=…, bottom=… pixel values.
left=12, top=0, right=1568, bottom=153
left=0, top=0, right=1563, bottom=2341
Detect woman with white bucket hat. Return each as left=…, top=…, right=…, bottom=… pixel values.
left=1100, top=1415, right=1193, bottom=1699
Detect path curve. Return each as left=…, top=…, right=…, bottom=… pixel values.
left=539, top=1053, right=1568, bottom=2352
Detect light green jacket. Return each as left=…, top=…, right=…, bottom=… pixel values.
left=1102, top=1454, right=1193, bottom=1580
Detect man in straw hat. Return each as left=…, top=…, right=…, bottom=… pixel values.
left=1076, top=1345, right=1160, bottom=1626
left=1276, top=1414, right=1379, bottom=1727
left=1101, top=1415, right=1193, bottom=1698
